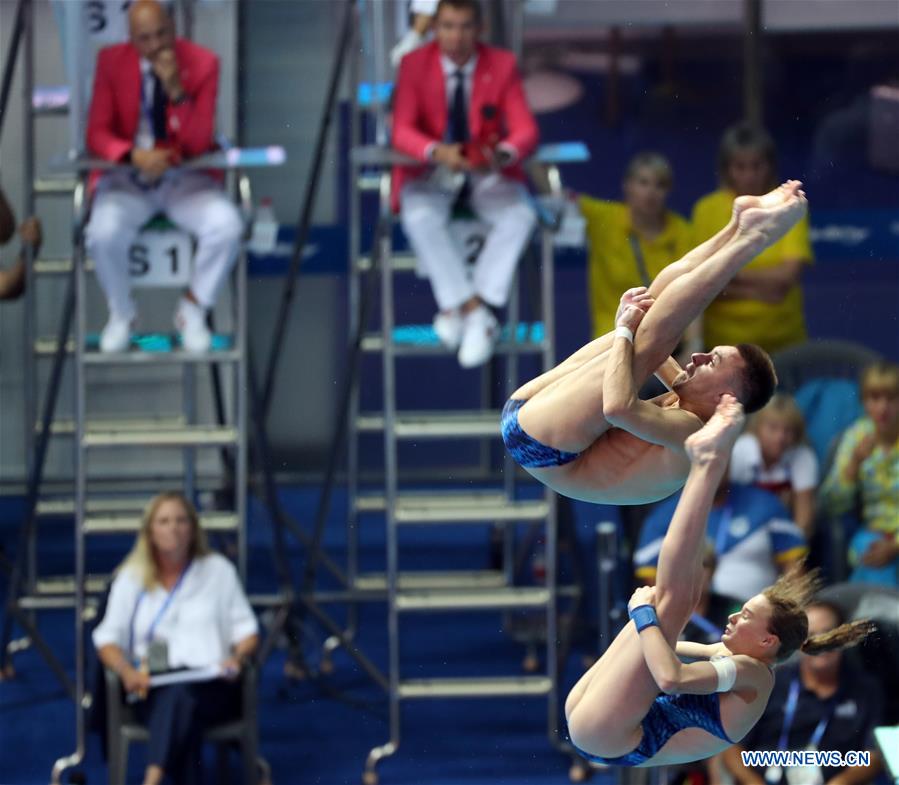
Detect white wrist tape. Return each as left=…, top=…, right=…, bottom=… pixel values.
left=710, top=655, right=737, bottom=692
left=614, top=325, right=634, bottom=344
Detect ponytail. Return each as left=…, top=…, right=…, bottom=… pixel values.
left=763, top=566, right=877, bottom=662
left=800, top=619, right=877, bottom=656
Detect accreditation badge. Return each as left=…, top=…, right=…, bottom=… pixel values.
left=147, top=638, right=170, bottom=674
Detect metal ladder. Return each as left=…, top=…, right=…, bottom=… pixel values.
left=7, top=0, right=217, bottom=651
left=369, top=223, right=560, bottom=784
left=0, top=2, right=250, bottom=779
left=347, top=144, right=582, bottom=782
left=50, top=170, right=249, bottom=783
left=328, top=3, right=591, bottom=779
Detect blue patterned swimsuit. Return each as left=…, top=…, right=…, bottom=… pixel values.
left=501, top=399, right=580, bottom=468
left=571, top=692, right=735, bottom=767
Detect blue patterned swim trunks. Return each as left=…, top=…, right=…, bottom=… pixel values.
left=501, top=398, right=580, bottom=469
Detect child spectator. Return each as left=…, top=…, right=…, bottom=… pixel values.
left=820, top=361, right=899, bottom=587
left=730, top=393, right=819, bottom=537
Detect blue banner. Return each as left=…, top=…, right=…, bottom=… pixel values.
left=248, top=209, right=899, bottom=278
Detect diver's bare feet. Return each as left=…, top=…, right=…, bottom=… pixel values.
left=615, top=286, right=654, bottom=324
left=732, top=180, right=804, bottom=221
left=737, top=188, right=807, bottom=248
left=685, top=394, right=745, bottom=466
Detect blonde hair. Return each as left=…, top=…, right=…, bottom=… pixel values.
left=860, top=360, right=899, bottom=399
left=624, top=151, right=673, bottom=191
left=749, top=392, right=807, bottom=445
left=120, top=491, right=210, bottom=590
left=762, top=565, right=874, bottom=662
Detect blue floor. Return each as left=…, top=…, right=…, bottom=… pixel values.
left=0, top=488, right=622, bottom=785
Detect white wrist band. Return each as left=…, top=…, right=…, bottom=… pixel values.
left=615, top=325, right=634, bottom=344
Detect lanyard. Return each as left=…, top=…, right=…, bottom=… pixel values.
left=128, top=561, right=191, bottom=655
left=777, top=678, right=834, bottom=752
left=628, top=233, right=651, bottom=287
left=713, top=506, right=733, bottom=556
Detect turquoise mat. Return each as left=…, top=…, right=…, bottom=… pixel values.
left=84, top=333, right=233, bottom=352
left=392, top=322, right=544, bottom=346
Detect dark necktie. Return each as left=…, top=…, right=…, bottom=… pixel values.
left=151, top=73, right=168, bottom=142
left=450, top=69, right=468, bottom=144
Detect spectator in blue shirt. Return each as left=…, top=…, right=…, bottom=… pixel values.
left=634, top=473, right=808, bottom=605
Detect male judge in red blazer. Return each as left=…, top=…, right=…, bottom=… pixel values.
left=84, top=0, right=242, bottom=353
left=392, top=0, right=539, bottom=368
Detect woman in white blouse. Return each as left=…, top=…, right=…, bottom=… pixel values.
left=93, top=491, right=259, bottom=785
left=729, top=393, right=818, bottom=536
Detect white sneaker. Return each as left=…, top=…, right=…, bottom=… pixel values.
left=99, top=312, right=133, bottom=353
left=174, top=298, right=211, bottom=353
left=457, top=306, right=499, bottom=368
left=433, top=310, right=464, bottom=350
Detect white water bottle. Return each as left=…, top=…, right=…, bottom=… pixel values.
left=249, top=197, right=279, bottom=254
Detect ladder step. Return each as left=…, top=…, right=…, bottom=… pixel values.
left=83, top=426, right=239, bottom=448
left=354, top=570, right=507, bottom=591
left=41, top=417, right=187, bottom=438
left=17, top=596, right=96, bottom=610
left=356, top=411, right=500, bottom=438
left=354, top=491, right=508, bottom=514
left=35, top=177, right=78, bottom=195
left=362, top=333, right=545, bottom=356
left=35, top=575, right=110, bottom=596
left=17, top=575, right=113, bottom=622
left=37, top=496, right=152, bottom=516
left=357, top=253, right=417, bottom=273
left=18, top=575, right=109, bottom=610
left=83, top=512, right=237, bottom=535
left=35, top=335, right=237, bottom=362
left=34, top=257, right=92, bottom=275
left=34, top=337, right=75, bottom=356
left=84, top=347, right=241, bottom=365
left=398, top=676, right=552, bottom=699
left=396, top=587, right=549, bottom=612
left=396, top=498, right=549, bottom=524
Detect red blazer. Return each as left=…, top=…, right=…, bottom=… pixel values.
left=391, top=42, right=539, bottom=213
left=86, top=38, right=219, bottom=187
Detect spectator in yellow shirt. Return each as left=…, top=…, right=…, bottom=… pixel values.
left=692, top=124, right=813, bottom=354
left=579, top=152, right=699, bottom=359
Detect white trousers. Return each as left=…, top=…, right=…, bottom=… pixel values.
left=85, top=171, right=243, bottom=319
left=399, top=172, right=537, bottom=311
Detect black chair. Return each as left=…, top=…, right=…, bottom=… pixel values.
left=104, top=664, right=270, bottom=785
left=817, top=582, right=899, bottom=725
left=771, top=338, right=882, bottom=394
